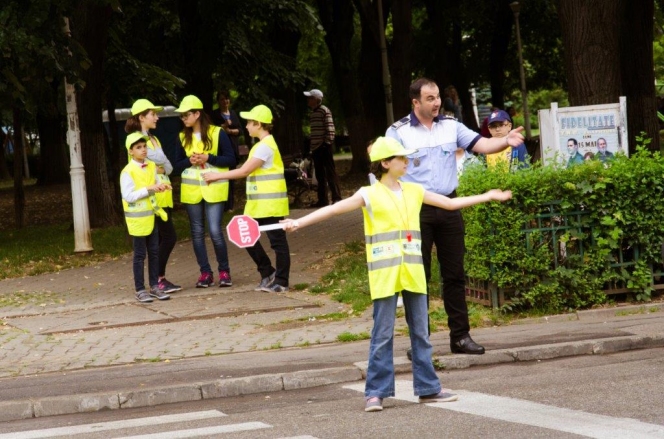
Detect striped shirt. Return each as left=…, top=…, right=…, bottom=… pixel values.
left=309, top=104, right=335, bottom=151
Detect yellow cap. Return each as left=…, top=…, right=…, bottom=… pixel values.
left=368, top=137, right=417, bottom=162
left=239, top=105, right=273, bottom=124
left=125, top=132, right=147, bottom=150
left=175, top=95, right=204, bottom=113
left=131, top=99, right=163, bottom=116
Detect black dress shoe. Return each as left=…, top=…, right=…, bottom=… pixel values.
left=406, top=348, right=412, bottom=361
left=450, top=335, right=485, bottom=355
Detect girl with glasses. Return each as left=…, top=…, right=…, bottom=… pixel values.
left=173, top=95, right=237, bottom=288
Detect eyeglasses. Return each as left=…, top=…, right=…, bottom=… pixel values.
left=488, top=122, right=511, bottom=129
left=179, top=112, right=194, bottom=120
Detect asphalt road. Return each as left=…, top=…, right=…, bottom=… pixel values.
left=2, top=348, right=663, bottom=438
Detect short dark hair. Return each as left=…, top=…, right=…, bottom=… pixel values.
left=248, top=120, right=273, bottom=133
left=129, top=139, right=146, bottom=150
left=567, top=138, right=578, bottom=146
left=409, top=78, right=437, bottom=101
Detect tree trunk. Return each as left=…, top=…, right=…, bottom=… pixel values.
left=423, top=0, right=478, bottom=130
left=177, top=0, right=214, bottom=111
left=558, top=0, right=623, bottom=106
left=12, top=106, right=25, bottom=228
left=269, top=24, right=303, bottom=159
left=106, top=93, right=125, bottom=205
left=317, top=0, right=370, bottom=174
left=390, top=0, right=413, bottom=119
left=619, top=0, right=659, bottom=153
left=354, top=0, right=389, bottom=138
left=0, top=127, right=8, bottom=180
left=36, top=79, right=70, bottom=185
left=71, top=2, right=121, bottom=227
left=489, top=0, right=514, bottom=110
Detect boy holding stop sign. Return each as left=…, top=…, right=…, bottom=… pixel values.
left=203, top=105, right=290, bottom=293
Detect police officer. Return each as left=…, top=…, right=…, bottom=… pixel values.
left=386, top=78, right=524, bottom=355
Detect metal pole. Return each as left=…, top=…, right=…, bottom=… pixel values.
left=63, top=18, right=93, bottom=252
left=511, top=2, right=531, bottom=139
left=377, top=0, right=394, bottom=125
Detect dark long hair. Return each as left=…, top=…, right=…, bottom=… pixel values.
left=124, top=110, right=149, bottom=133
left=181, top=110, right=213, bottom=151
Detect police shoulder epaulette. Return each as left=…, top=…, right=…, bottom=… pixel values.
left=391, top=116, right=410, bottom=129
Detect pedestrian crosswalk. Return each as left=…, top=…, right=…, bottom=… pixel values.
left=0, top=410, right=321, bottom=439
left=344, top=380, right=664, bottom=439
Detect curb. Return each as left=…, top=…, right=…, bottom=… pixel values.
left=2, top=335, right=663, bottom=423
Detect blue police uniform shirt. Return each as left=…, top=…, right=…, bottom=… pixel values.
left=385, top=111, right=481, bottom=196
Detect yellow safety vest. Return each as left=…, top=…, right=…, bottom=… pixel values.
left=121, top=161, right=166, bottom=236
left=244, top=135, right=288, bottom=218
left=486, top=146, right=513, bottom=169
left=179, top=126, right=230, bottom=204
left=127, top=133, right=173, bottom=208
left=362, top=181, right=426, bottom=299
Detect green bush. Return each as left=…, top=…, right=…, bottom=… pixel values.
left=458, top=144, right=664, bottom=313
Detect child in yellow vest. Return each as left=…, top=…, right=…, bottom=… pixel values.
left=203, top=105, right=290, bottom=293
left=280, top=136, right=512, bottom=412
left=125, top=99, right=181, bottom=294
left=120, top=133, right=172, bottom=303
left=173, top=95, right=237, bottom=288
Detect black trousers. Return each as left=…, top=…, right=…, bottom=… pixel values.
left=419, top=203, right=470, bottom=342
left=312, top=143, right=341, bottom=204
left=156, top=207, right=177, bottom=278
left=245, top=216, right=291, bottom=287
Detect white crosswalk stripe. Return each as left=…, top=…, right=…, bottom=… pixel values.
left=0, top=410, right=272, bottom=439
left=344, top=380, right=664, bottom=439
left=115, top=422, right=272, bottom=438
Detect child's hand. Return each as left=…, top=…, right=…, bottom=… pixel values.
left=279, top=218, right=300, bottom=233
left=192, top=153, right=208, bottom=165
left=487, top=189, right=512, bottom=202
left=202, top=171, right=221, bottom=183
left=151, top=183, right=171, bottom=193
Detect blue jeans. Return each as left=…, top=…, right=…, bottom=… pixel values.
left=364, top=291, right=441, bottom=399
left=185, top=201, right=230, bottom=274
left=132, top=226, right=159, bottom=291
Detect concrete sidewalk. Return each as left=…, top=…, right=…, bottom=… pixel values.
left=1, top=208, right=664, bottom=422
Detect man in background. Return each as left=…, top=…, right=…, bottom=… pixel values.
left=304, top=89, right=342, bottom=207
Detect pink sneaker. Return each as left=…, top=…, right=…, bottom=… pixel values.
left=219, top=270, right=232, bottom=287
left=196, top=272, right=213, bottom=288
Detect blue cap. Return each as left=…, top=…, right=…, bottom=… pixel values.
left=488, top=110, right=511, bottom=124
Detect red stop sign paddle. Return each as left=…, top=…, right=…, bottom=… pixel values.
left=226, top=215, right=283, bottom=248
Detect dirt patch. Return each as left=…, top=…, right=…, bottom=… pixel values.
left=0, top=183, right=73, bottom=231
left=0, top=159, right=365, bottom=231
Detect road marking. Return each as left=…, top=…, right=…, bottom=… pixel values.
left=116, top=422, right=272, bottom=438
left=0, top=410, right=227, bottom=439
left=345, top=380, right=664, bottom=439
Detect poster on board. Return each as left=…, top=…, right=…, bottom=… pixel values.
left=538, top=98, right=628, bottom=166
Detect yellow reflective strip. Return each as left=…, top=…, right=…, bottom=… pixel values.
left=181, top=178, right=199, bottom=185
left=247, top=192, right=288, bottom=200
left=125, top=211, right=154, bottom=218
left=367, top=257, right=402, bottom=271
left=366, top=231, right=401, bottom=244
left=403, top=254, right=423, bottom=265
left=247, top=174, right=284, bottom=182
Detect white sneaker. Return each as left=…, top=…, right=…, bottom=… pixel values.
left=396, top=295, right=404, bottom=308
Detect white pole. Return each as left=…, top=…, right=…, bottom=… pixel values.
left=63, top=18, right=93, bottom=252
